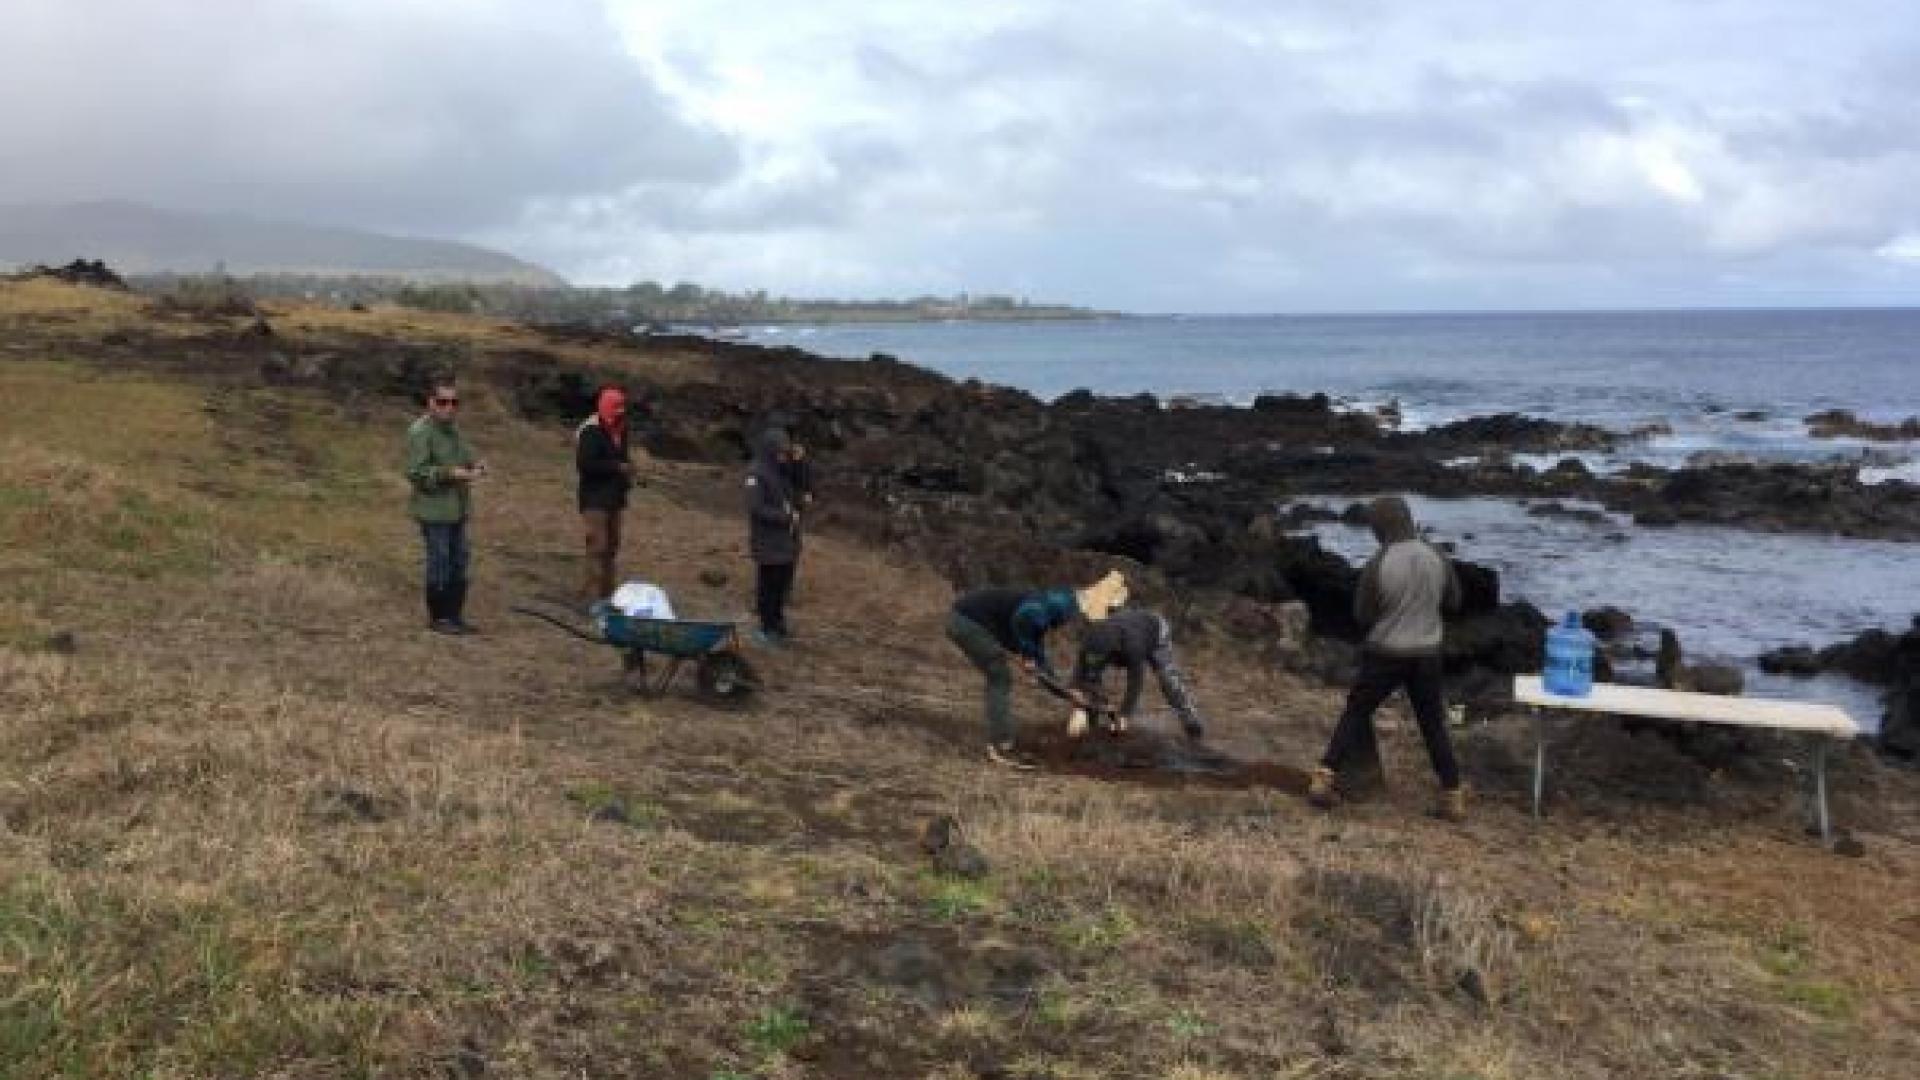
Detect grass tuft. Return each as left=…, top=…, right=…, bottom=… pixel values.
left=743, top=1004, right=811, bottom=1055
left=925, top=876, right=995, bottom=921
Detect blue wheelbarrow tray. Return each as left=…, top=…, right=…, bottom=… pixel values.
left=589, top=605, right=757, bottom=706
left=595, top=609, right=735, bottom=655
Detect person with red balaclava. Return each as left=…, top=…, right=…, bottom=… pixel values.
left=575, top=385, right=637, bottom=606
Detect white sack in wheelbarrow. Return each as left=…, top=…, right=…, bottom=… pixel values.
left=610, top=582, right=675, bottom=620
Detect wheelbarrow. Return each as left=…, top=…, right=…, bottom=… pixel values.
left=513, top=601, right=758, bottom=708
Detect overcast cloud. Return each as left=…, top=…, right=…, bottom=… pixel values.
left=0, top=0, right=734, bottom=233
left=5, top=0, right=1919, bottom=310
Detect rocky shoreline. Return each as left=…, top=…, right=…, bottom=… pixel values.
left=46, top=303, right=1920, bottom=751
left=502, top=328, right=1920, bottom=742
left=671, top=335, right=1918, bottom=735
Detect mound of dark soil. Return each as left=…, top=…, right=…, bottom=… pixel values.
left=1026, top=728, right=1310, bottom=793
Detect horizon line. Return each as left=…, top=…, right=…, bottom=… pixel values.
left=1116, top=303, right=1920, bottom=319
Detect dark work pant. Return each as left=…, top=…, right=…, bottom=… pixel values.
left=1321, top=652, right=1460, bottom=790
left=419, top=520, right=470, bottom=590
left=947, top=612, right=1014, bottom=744
left=756, top=560, right=796, bottom=635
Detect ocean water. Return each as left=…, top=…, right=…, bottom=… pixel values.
left=749, top=311, right=1919, bottom=725
left=754, top=310, right=1920, bottom=476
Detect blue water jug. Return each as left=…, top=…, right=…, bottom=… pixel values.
left=1543, top=611, right=1596, bottom=697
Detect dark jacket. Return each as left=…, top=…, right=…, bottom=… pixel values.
left=1071, top=609, right=1164, bottom=716
left=745, top=429, right=801, bottom=565
left=952, top=586, right=1078, bottom=676
left=1354, top=496, right=1461, bottom=656
left=575, top=416, right=633, bottom=512
left=781, top=454, right=813, bottom=506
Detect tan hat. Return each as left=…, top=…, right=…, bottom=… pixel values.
left=1075, top=570, right=1128, bottom=621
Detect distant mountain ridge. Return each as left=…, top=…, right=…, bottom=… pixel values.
left=0, top=201, right=565, bottom=286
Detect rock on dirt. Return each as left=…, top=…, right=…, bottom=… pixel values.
left=920, top=814, right=991, bottom=879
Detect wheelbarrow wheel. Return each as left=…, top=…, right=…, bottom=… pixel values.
left=696, top=650, right=755, bottom=709
left=621, top=649, right=657, bottom=696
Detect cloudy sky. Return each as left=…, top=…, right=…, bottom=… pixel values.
left=6, top=0, right=1920, bottom=311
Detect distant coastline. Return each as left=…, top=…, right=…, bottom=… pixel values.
left=129, top=270, right=1111, bottom=326
left=736, top=305, right=1114, bottom=325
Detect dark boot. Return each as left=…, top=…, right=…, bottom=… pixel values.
left=426, top=586, right=459, bottom=634
left=448, top=579, right=477, bottom=634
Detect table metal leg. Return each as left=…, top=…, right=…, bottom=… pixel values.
left=1812, top=737, right=1831, bottom=846
left=1531, top=711, right=1546, bottom=818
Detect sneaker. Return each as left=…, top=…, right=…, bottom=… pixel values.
left=1307, top=766, right=1340, bottom=810
left=986, top=741, right=1038, bottom=771
left=1182, top=721, right=1207, bottom=742
left=429, top=618, right=463, bottom=636
left=749, top=629, right=787, bottom=649
left=1066, top=709, right=1090, bottom=738
left=1433, top=785, right=1469, bottom=823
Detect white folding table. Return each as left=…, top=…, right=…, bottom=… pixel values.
left=1513, top=676, right=1860, bottom=843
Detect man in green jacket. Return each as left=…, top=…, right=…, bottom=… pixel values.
left=405, top=381, right=484, bottom=634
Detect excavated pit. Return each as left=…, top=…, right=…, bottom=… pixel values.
left=1026, top=727, right=1310, bottom=794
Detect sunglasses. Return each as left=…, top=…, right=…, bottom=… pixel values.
left=431, top=396, right=460, bottom=406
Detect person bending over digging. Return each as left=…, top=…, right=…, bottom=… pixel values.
left=1068, top=607, right=1209, bottom=741
left=404, top=380, right=484, bottom=635
left=946, top=571, right=1129, bottom=770
left=1307, top=496, right=1467, bottom=821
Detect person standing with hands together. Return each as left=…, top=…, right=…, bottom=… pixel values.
left=405, top=380, right=485, bottom=635
left=745, top=427, right=803, bottom=646
left=576, top=385, right=637, bottom=607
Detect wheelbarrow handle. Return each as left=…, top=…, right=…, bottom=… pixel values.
left=509, top=605, right=603, bottom=644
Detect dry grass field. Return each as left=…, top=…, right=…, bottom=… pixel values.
left=2, top=279, right=1917, bottom=1079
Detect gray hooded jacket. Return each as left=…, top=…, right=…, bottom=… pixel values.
left=1354, top=497, right=1461, bottom=656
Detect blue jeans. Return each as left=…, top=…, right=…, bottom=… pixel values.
left=419, top=521, right=470, bottom=590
